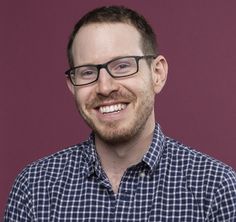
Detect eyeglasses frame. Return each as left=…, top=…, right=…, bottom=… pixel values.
left=65, top=55, right=156, bottom=86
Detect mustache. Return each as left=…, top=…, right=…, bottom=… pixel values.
left=87, top=91, right=135, bottom=108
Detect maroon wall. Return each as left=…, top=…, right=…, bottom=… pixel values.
left=1, top=0, right=236, bottom=218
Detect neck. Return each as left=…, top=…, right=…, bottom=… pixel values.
left=94, top=121, right=155, bottom=193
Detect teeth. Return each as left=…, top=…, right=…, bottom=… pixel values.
left=99, top=104, right=126, bottom=114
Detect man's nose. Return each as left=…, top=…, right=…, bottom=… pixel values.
left=95, top=68, right=119, bottom=96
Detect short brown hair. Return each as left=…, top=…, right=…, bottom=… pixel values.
left=67, top=6, right=158, bottom=67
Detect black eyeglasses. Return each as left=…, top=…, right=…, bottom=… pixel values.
left=65, top=55, right=156, bottom=86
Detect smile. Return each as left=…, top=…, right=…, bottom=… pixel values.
left=99, top=104, right=127, bottom=114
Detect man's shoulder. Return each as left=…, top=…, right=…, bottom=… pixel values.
left=163, top=136, right=236, bottom=182
left=15, top=139, right=92, bottom=187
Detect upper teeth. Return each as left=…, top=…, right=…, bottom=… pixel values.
left=99, top=104, right=126, bottom=114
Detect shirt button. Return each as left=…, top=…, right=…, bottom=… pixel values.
left=140, top=172, right=145, bottom=178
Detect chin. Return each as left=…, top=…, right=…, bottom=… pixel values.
left=97, top=131, right=134, bottom=145
left=94, top=122, right=145, bottom=145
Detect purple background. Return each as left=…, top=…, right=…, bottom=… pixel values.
left=1, top=0, right=236, bottom=218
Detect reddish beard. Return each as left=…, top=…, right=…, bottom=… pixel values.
left=75, top=87, right=154, bottom=145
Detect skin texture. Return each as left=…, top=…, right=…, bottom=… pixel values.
left=67, top=23, right=168, bottom=192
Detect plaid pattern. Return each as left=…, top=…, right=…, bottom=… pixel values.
left=4, top=124, right=236, bottom=221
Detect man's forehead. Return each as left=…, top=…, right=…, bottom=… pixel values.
left=71, top=22, right=143, bottom=65
left=75, top=22, right=140, bottom=39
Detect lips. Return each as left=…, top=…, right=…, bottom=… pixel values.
left=89, top=91, right=134, bottom=116
left=99, top=103, right=127, bottom=114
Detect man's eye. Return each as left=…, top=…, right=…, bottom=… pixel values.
left=115, top=63, right=131, bottom=70
left=80, top=70, right=96, bottom=78
left=82, top=71, right=93, bottom=75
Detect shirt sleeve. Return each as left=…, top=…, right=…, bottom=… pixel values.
left=4, top=169, right=34, bottom=221
left=207, top=168, right=236, bottom=221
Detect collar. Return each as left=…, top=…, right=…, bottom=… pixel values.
left=83, top=123, right=166, bottom=177
left=82, top=133, right=101, bottom=178
left=142, top=123, right=165, bottom=173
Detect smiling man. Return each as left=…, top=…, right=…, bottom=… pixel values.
left=5, top=6, right=236, bottom=221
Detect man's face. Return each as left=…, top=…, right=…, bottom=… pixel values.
left=67, top=23, right=166, bottom=144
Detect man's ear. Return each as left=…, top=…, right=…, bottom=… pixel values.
left=151, top=55, right=168, bottom=94
left=66, top=78, right=75, bottom=95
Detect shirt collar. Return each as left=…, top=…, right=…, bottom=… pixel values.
left=142, top=123, right=165, bottom=172
left=83, top=123, right=166, bottom=177
left=83, top=133, right=104, bottom=178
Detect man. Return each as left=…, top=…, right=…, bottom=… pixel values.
left=4, top=6, right=236, bottom=221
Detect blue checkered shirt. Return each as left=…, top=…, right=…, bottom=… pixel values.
left=4, top=124, right=236, bottom=221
